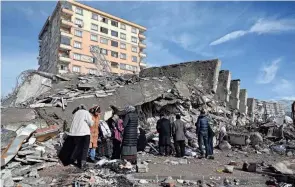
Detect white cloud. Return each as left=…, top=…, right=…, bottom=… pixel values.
left=17, top=7, right=34, bottom=16
left=211, top=18, right=295, bottom=46
left=210, top=30, right=247, bottom=46
left=250, top=18, right=295, bottom=34
left=256, top=58, right=281, bottom=84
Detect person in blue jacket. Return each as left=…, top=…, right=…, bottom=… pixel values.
left=195, top=109, right=209, bottom=159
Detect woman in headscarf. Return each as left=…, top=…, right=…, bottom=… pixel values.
left=58, top=104, right=93, bottom=169
left=88, top=105, right=100, bottom=162
left=109, top=114, right=124, bottom=159
left=121, top=105, right=138, bottom=164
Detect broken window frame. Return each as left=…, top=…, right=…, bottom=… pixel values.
left=100, top=27, right=108, bottom=34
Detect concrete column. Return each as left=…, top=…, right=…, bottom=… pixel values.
left=215, top=70, right=231, bottom=104
left=247, top=98, right=255, bottom=122
left=239, top=89, right=248, bottom=114
left=229, top=79, right=240, bottom=109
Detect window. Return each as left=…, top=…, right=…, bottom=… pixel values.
left=100, top=37, right=108, bottom=44
left=75, top=18, right=83, bottom=26
left=89, top=69, right=97, bottom=75
left=73, top=53, right=81, bottom=60
left=90, top=34, right=98, bottom=41
left=111, top=62, right=119, bottom=68
left=74, top=30, right=82, bottom=37
left=132, top=46, right=137, bottom=52
left=131, top=27, right=137, bottom=34
left=75, top=7, right=83, bottom=15
left=131, top=36, right=137, bottom=43
left=101, top=17, right=108, bottom=24
left=92, top=13, right=98, bottom=20
left=120, top=53, right=127, bottom=60
left=111, top=30, right=118, bottom=37
left=100, top=27, right=108, bottom=34
left=120, top=42, right=126, bottom=49
left=120, top=24, right=126, bottom=30
left=60, top=64, right=68, bottom=71
left=132, top=56, right=137, bottom=62
left=120, top=33, right=126, bottom=40
left=73, top=66, right=81, bottom=72
left=111, top=40, right=118, bottom=47
left=120, top=63, right=137, bottom=72
left=91, top=23, right=98, bottom=31
left=111, top=20, right=118, bottom=27
left=111, top=51, right=118, bottom=58
left=74, top=41, right=82, bottom=49
left=100, top=48, right=108, bottom=55
left=61, top=36, right=71, bottom=46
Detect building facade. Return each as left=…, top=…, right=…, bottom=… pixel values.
left=38, top=0, right=147, bottom=75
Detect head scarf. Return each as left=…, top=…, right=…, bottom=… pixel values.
left=89, top=105, right=100, bottom=114
left=125, top=105, right=135, bottom=113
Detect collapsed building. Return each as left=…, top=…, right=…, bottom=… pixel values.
left=1, top=59, right=289, bottom=131
left=2, top=59, right=294, bottom=186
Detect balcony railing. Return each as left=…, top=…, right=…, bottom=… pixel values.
left=139, top=52, right=147, bottom=58
left=61, top=18, right=73, bottom=28
left=139, top=42, right=146, bottom=49
left=139, top=34, right=146, bottom=40
left=61, top=8, right=73, bottom=16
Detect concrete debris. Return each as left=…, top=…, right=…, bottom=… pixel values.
left=1, top=60, right=294, bottom=186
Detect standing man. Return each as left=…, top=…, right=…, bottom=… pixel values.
left=195, top=109, right=209, bottom=159
left=156, top=113, right=172, bottom=156
left=172, top=114, right=186, bottom=157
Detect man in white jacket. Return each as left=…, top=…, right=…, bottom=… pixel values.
left=58, top=105, right=94, bottom=169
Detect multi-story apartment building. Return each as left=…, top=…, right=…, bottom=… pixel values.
left=38, top=0, right=147, bottom=75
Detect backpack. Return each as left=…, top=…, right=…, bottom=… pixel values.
left=99, top=120, right=112, bottom=138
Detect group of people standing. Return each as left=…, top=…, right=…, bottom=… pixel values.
left=58, top=104, right=215, bottom=169
left=156, top=109, right=215, bottom=159
left=58, top=104, right=139, bottom=169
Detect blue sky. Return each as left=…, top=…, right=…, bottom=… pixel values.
left=2, top=1, right=295, bottom=100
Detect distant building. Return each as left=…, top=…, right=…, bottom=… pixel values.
left=38, top=0, right=147, bottom=75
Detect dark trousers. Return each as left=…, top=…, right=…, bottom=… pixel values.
left=198, top=132, right=209, bottom=157
left=175, top=140, right=185, bottom=157
left=58, top=135, right=90, bottom=167
left=208, top=136, right=213, bottom=156
left=112, top=139, right=121, bottom=159
left=159, top=136, right=171, bottom=156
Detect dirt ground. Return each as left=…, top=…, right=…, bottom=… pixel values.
left=37, top=148, right=289, bottom=187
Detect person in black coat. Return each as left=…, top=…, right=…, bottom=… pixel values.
left=156, top=113, right=172, bottom=156
left=121, top=105, right=138, bottom=164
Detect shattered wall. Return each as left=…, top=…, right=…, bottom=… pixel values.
left=215, top=70, right=231, bottom=104
left=140, top=59, right=221, bottom=94
left=247, top=98, right=255, bottom=122
left=239, top=89, right=248, bottom=114
left=229, top=79, right=240, bottom=110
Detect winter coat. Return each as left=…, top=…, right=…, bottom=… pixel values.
left=68, top=109, right=93, bottom=136
left=122, top=112, right=138, bottom=147
left=195, top=114, right=209, bottom=135
left=157, top=118, right=172, bottom=145
left=89, top=115, right=100, bottom=148
left=172, top=119, right=186, bottom=141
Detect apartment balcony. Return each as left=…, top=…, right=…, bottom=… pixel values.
left=60, top=29, right=72, bottom=38
left=59, top=43, right=72, bottom=51
left=61, top=8, right=73, bottom=16
left=140, top=61, right=147, bottom=67
left=59, top=55, right=71, bottom=63
left=139, top=52, right=147, bottom=58
left=138, top=34, right=146, bottom=40
left=61, top=18, right=73, bottom=28
left=139, top=42, right=146, bottom=49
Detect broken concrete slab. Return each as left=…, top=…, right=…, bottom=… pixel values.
left=215, top=70, right=231, bottom=103
left=140, top=59, right=221, bottom=94
left=1, top=129, right=17, bottom=150
left=1, top=124, right=38, bottom=167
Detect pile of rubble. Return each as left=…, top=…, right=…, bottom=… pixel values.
left=1, top=59, right=294, bottom=186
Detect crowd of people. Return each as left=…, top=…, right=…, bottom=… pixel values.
left=58, top=105, right=215, bottom=170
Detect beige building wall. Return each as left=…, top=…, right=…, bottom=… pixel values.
left=38, top=0, right=147, bottom=75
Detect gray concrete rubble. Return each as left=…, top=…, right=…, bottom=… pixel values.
left=1, top=59, right=294, bottom=186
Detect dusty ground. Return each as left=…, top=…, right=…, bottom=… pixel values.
left=36, top=148, right=289, bottom=187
